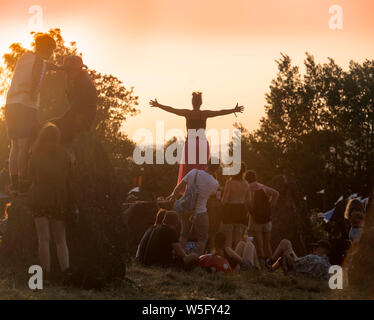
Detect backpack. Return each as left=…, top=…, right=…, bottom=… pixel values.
left=251, top=188, right=272, bottom=224
left=174, top=170, right=199, bottom=218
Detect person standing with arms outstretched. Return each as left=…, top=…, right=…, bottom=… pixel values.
left=5, top=34, right=59, bottom=195
left=150, top=92, right=243, bottom=183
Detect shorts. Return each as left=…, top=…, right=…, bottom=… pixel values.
left=180, top=212, right=209, bottom=244
left=222, top=203, right=248, bottom=225
left=5, top=104, right=40, bottom=140
left=250, top=221, right=272, bottom=233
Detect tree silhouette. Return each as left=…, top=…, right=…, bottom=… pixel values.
left=240, top=53, right=374, bottom=209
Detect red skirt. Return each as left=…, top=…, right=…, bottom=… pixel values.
left=177, top=137, right=210, bottom=184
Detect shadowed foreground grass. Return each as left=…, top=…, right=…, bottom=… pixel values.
left=0, top=263, right=368, bottom=300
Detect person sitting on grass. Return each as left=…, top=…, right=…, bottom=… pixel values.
left=211, top=232, right=258, bottom=272
left=26, top=123, right=74, bottom=280
left=266, top=239, right=331, bottom=281
left=136, top=208, right=167, bottom=264
left=143, top=211, right=198, bottom=269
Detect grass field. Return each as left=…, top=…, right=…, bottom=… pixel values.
left=0, top=263, right=368, bottom=300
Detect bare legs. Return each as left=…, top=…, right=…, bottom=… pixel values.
left=232, top=227, right=243, bottom=249
left=271, top=239, right=297, bottom=271
left=34, top=218, right=51, bottom=272
left=51, top=220, right=69, bottom=272
left=253, top=230, right=264, bottom=258
left=234, top=240, right=260, bottom=268
left=263, top=231, right=272, bottom=258
left=9, top=140, right=19, bottom=179
left=253, top=230, right=272, bottom=264
left=222, top=224, right=244, bottom=249
left=9, top=138, right=31, bottom=188
left=34, top=217, right=69, bottom=273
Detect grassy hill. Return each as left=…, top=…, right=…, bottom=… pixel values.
left=0, top=263, right=367, bottom=300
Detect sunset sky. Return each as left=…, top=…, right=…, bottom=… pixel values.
left=0, top=0, right=373, bottom=141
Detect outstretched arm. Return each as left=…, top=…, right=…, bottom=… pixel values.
left=150, top=99, right=189, bottom=117
left=203, top=103, right=244, bottom=118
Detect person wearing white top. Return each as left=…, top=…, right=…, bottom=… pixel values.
left=4, top=34, right=58, bottom=194
left=168, top=161, right=220, bottom=255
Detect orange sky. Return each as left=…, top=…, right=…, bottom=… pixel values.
left=0, top=0, right=373, bottom=140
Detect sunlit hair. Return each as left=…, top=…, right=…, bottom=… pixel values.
left=344, top=198, right=365, bottom=220
left=155, top=209, right=167, bottom=225
left=32, top=122, right=61, bottom=154
left=245, top=170, right=257, bottom=183
left=34, top=34, right=56, bottom=51
left=192, top=92, right=202, bottom=109
left=232, top=162, right=247, bottom=180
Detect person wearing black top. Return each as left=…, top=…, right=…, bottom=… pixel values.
left=150, top=92, right=244, bottom=184
left=54, top=55, right=97, bottom=143
left=143, top=212, right=197, bottom=268
left=136, top=209, right=167, bottom=264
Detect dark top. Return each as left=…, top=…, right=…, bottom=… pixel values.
left=186, top=116, right=207, bottom=130
left=136, top=225, right=156, bottom=264
left=65, top=70, right=97, bottom=128
left=143, top=224, right=179, bottom=267
left=26, top=146, right=73, bottom=214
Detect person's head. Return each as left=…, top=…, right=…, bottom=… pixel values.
left=32, top=122, right=61, bottom=154
left=34, top=34, right=56, bottom=60
left=154, top=209, right=167, bottom=226
left=245, top=170, right=257, bottom=184
left=162, top=211, right=180, bottom=231
left=192, top=92, right=202, bottom=110
left=63, top=55, right=87, bottom=80
left=344, top=198, right=365, bottom=220
left=206, top=157, right=220, bottom=174
left=214, top=232, right=226, bottom=252
left=311, top=240, right=330, bottom=256
left=231, top=162, right=247, bottom=181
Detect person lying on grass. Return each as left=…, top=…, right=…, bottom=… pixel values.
left=205, top=232, right=259, bottom=272
left=142, top=211, right=198, bottom=269
left=266, top=239, right=331, bottom=281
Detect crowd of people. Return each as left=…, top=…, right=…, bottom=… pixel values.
left=1, top=32, right=370, bottom=286
left=135, top=160, right=367, bottom=282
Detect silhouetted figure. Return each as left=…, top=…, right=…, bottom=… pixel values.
left=26, top=123, right=74, bottom=277
left=5, top=34, right=58, bottom=194
left=150, top=92, right=243, bottom=183
left=54, top=55, right=97, bottom=144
